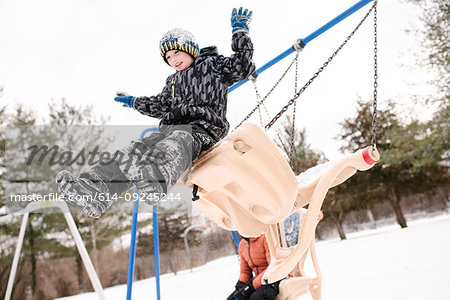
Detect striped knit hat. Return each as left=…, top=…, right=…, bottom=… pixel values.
left=159, top=28, right=199, bottom=64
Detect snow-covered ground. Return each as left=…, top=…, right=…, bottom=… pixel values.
left=57, top=214, right=450, bottom=300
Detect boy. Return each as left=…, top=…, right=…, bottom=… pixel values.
left=227, top=234, right=281, bottom=300
left=56, top=7, right=255, bottom=218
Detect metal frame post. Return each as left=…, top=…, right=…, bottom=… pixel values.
left=230, top=231, right=240, bottom=254
left=126, top=127, right=160, bottom=300
left=4, top=202, right=106, bottom=300
left=4, top=213, right=28, bottom=300
left=153, top=204, right=161, bottom=300
left=183, top=224, right=204, bottom=271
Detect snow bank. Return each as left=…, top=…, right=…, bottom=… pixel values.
left=57, top=214, right=450, bottom=300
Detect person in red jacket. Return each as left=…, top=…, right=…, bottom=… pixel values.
left=227, top=234, right=280, bottom=300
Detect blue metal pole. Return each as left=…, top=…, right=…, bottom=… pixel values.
left=153, top=204, right=161, bottom=300
left=230, top=231, right=240, bottom=252
left=228, top=0, right=374, bottom=92
left=302, top=0, right=373, bottom=45
left=126, top=127, right=160, bottom=300
left=228, top=47, right=294, bottom=93
left=126, top=187, right=140, bottom=300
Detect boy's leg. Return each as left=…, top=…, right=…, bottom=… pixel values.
left=56, top=160, right=133, bottom=218
left=118, top=129, right=197, bottom=204
left=56, top=131, right=170, bottom=217
left=56, top=126, right=214, bottom=216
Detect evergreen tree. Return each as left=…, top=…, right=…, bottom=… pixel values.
left=326, top=0, right=450, bottom=233
left=337, top=99, right=410, bottom=227
left=406, top=0, right=449, bottom=96
left=0, top=104, right=41, bottom=299
left=0, top=88, right=6, bottom=210
left=338, top=99, right=448, bottom=229
left=44, top=99, right=132, bottom=291
left=0, top=98, right=133, bottom=298
left=405, top=0, right=449, bottom=172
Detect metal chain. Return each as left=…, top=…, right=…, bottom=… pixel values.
left=251, top=80, right=265, bottom=127
left=251, top=78, right=289, bottom=151
left=251, top=80, right=272, bottom=125
left=265, top=2, right=377, bottom=131
left=371, top=1, right=378, bottom=148
left=289, top=52, right=300, bottom=168
left=235, top=55, right=299, bottom=129
left=257, top=106, right=264, bottom=127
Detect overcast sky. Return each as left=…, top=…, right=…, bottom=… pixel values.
left=0, top=0, right=434, bottom=159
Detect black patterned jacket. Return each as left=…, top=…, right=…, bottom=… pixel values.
left=133, top=32, right=255, bottom=142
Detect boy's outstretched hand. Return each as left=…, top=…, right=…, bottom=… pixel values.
left=231, top=7, right=253, bottom=34
left=114, top=92, right=135, bottom=108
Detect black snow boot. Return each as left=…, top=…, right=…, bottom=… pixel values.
left=56, top=161, right=133, bottom=218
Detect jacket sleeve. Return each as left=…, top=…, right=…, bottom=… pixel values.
left=132, top=76, right=173, bottom=119
left=252, top=237, right=272, bottom=289
left=218, top=32, right=255, bottom=86
left=238, top=242, right=253, bottom=284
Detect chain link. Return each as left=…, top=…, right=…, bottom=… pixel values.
left=251, top=79, right=264, bottom=127
left=371, top=1, right=378, bottom=148
left=289, top=53, right=300, bottom=168
left=251, top=77, right=290, bottom=153
left=251, top=79, right=274, bottom=125
left=235, top=55, right=299, bottom=129
left=265, top=2, right=377, bottom=131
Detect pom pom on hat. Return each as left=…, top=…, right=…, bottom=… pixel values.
left=160, top=28, right=199, bottom=64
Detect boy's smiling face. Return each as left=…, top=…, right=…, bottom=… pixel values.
left=165, top=50, right=194, bottom=71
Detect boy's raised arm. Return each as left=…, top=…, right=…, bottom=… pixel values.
left=220, top=7, right=256, bottom=85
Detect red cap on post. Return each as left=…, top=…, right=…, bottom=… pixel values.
left=362, top=146, right=381, bottom=165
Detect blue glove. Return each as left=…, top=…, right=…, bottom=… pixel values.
left=114, top=92, right=135, bottom=108
left=231, top=7, right=253, bottom=34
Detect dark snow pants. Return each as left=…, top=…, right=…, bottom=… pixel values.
left=249, top=284, right=279, bottom=300
left=79, top=125, right=215, bottom=214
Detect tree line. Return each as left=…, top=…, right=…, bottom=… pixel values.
left=278, top=97, right=448, bottom=240
left=0, top=99, right=234, bottom=299
left=0, top=0, right=448, bottom=298
left=277, top=0, right=449, bottom=238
